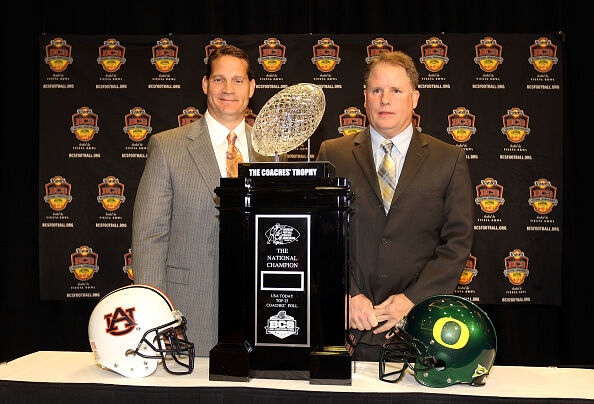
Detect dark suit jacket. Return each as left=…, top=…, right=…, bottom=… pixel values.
left=317, top=126, right=474, bottom=354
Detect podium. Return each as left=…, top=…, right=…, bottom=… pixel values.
left=209, top=162, right=352, bottom=385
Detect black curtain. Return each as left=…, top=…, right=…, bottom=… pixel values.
left=2, top=0, right=592, bottom=367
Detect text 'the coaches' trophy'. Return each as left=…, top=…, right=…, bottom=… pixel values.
left=209, top=83, right=352, bottom=385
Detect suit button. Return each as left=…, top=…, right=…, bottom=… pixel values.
left=381, top=238, right=391, bottom=245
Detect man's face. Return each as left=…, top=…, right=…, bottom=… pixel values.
left=364, top=62, right=420, bottom=139
left=202, top=55, right=255, bottom=129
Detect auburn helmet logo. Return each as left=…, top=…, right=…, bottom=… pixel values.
left=104, top=307, right=137, bottom=336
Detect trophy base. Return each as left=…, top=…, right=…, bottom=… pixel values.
left=309, top=346, right=352, bottom=385
left=209, top=343, right=251, bottom=382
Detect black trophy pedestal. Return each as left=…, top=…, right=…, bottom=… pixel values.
left=209, top=162, right=351, bottom=385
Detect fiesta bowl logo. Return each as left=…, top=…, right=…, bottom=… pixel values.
left=97, top=176, right=126, bottom=211
left=365, top=38, right=393, bottom=64
left=123, top=249, right=133, bottom=281
left=459, top=254, right=478, bottom=285
left=501, top=108, right=530, bottom=143
left=258, top=38, right=287, bottom=72
left=104, top=307, right=136, bottom=336
left=419, top=37, right=449, bottom=72
left=265, top=223, right=300, bottom=245
left=70, top=107, right=99, bottom=141
left=204, top=37, right=228, bottom=64
left=338, top=107, right=366, bottom=136
left=97, top=38, right=126, bottom=72
left=44, top=37, right=73, bottom=72
left=528, top=179, right=558, bottom=214
left=123, top=107, right=152, bottom=142
left=504, top=249, right=529, bottom=286
left=178, top=107, right=202, bottom=127
left=44, top=176, right=73, bottom=211
left=265, top=310, right=299, bottom=339
left=150, top=38, right=179, bottom=73
left=475, top=178, right=505, bottom=213
left=69, top=245, right=99, bottom=281
left=311, top=37, right=341, bottom=72
left=529, top=37, right=558, bottom=73
left=447, top=107, right=476, bottom=142
left=244, top=108, right=257, bottom=126
left=474, top=37, right=503, bottom=72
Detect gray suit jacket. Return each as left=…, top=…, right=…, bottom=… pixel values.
left=132, top=117, right=273, bottom=356
left=317, top=127, right=474, bottom=352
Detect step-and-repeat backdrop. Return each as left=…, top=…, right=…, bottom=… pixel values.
left=39, top=34, right=562, bottom=304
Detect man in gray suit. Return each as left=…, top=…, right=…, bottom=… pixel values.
left=132, top=45, right=274, bottom=356
left=317, top=51, right=473, bottom=361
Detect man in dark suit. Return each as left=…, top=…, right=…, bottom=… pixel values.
left=132, top=46, right=274, bottom=356
left=317, top=51, right=473, bottom=361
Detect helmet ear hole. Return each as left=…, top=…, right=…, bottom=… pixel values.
left=434, top=359, right=446, bottom=371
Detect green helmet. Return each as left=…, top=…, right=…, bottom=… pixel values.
left=379, top=294, right=497, bottom=388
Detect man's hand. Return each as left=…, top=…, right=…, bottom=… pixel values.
left=373, top=293, right=414, bottom=337
left=349, top=294, right=378, bottom=331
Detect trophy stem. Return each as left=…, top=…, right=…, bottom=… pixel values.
left=275, top=152, right=279, bottom=162
left=307, top=139, right=311, bottom=162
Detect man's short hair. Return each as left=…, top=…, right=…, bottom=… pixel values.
left=364, top=51, right=419, bottom=90
left=206, top=45, right=254, bottom=81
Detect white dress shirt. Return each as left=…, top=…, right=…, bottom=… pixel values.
left=370, top=123, right=414, bottom=189
left=204, top=110, right=250, bottom=177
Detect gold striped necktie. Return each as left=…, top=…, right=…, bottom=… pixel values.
left=377, top=140, right=396, bottom=214
left=226, top=131, right=243, bottom=178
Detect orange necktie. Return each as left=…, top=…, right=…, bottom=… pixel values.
left=226, top=131, right=243, bottom=178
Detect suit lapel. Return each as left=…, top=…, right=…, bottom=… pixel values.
left=393, top=129, right=428, bottom=203
left=352, top=128, right=383, bottom=203
left=185, top=118, right=220, bottom=199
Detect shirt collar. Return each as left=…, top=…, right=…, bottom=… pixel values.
left=370, top=123, right=414, bottom=157
left=204, top=110, right=246, bottom=147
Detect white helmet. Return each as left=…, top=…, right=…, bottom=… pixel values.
left=88, top=284, right=195, bottom=377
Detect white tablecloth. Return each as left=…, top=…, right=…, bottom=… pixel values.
left=1, top=351, right=592, bottom=400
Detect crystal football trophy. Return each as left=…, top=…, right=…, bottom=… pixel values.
left=210, top=83, right=351, bottom=385
left=251, top=82, right=325, bottom=160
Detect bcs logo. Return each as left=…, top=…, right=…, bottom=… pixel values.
left=123, top=107, right=152, bottom=142
left=504, top=249, right=529, bottom=286
left=97, top=38, right=126, bottom=72
left=244, top=108, right=257, bottom=126
left=338, top=107, right=366, bottom=136
left=474, top=37, right=503, bottom=72
left=151, top=38, right=179, bottom=73
left=501, top=108, right=530, bottom=143
left=265, top=223, right=300, bottom=245
left=44, top=38, right=73, bottom=72
left=311, top=37, right=341, bottom=72
left=97, top=176, right=126, bottom=211
left=123, top=249, right=133, bottom=281
left=365, top=38, right=393, bottom=64
left=447, top=107, right=476, bottom=142
left=178, top=107, right=202, bottom=127
left=528, top=179, right=558, bottom=214
left=419, top=37, right=449, bottom=72
left=70, top=107, right=99, bottom=142
left=475, top=178, right=505, bottom=213
left=69, top=245, right=99, bottom=281
left=529, top=37, right=558, bottom=73
left=204, top=38, right=228, bottom=64
left=459, top=254, right=478, bottom=285
left=104, top=307, right=136, bottom=336
left=44, top=176, right=73, bottom=211
left=258, top=38, right=287, bottom=72
left=265, top=310, right=299, bottom=339
left=412, top=111, right=422, bottom=132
